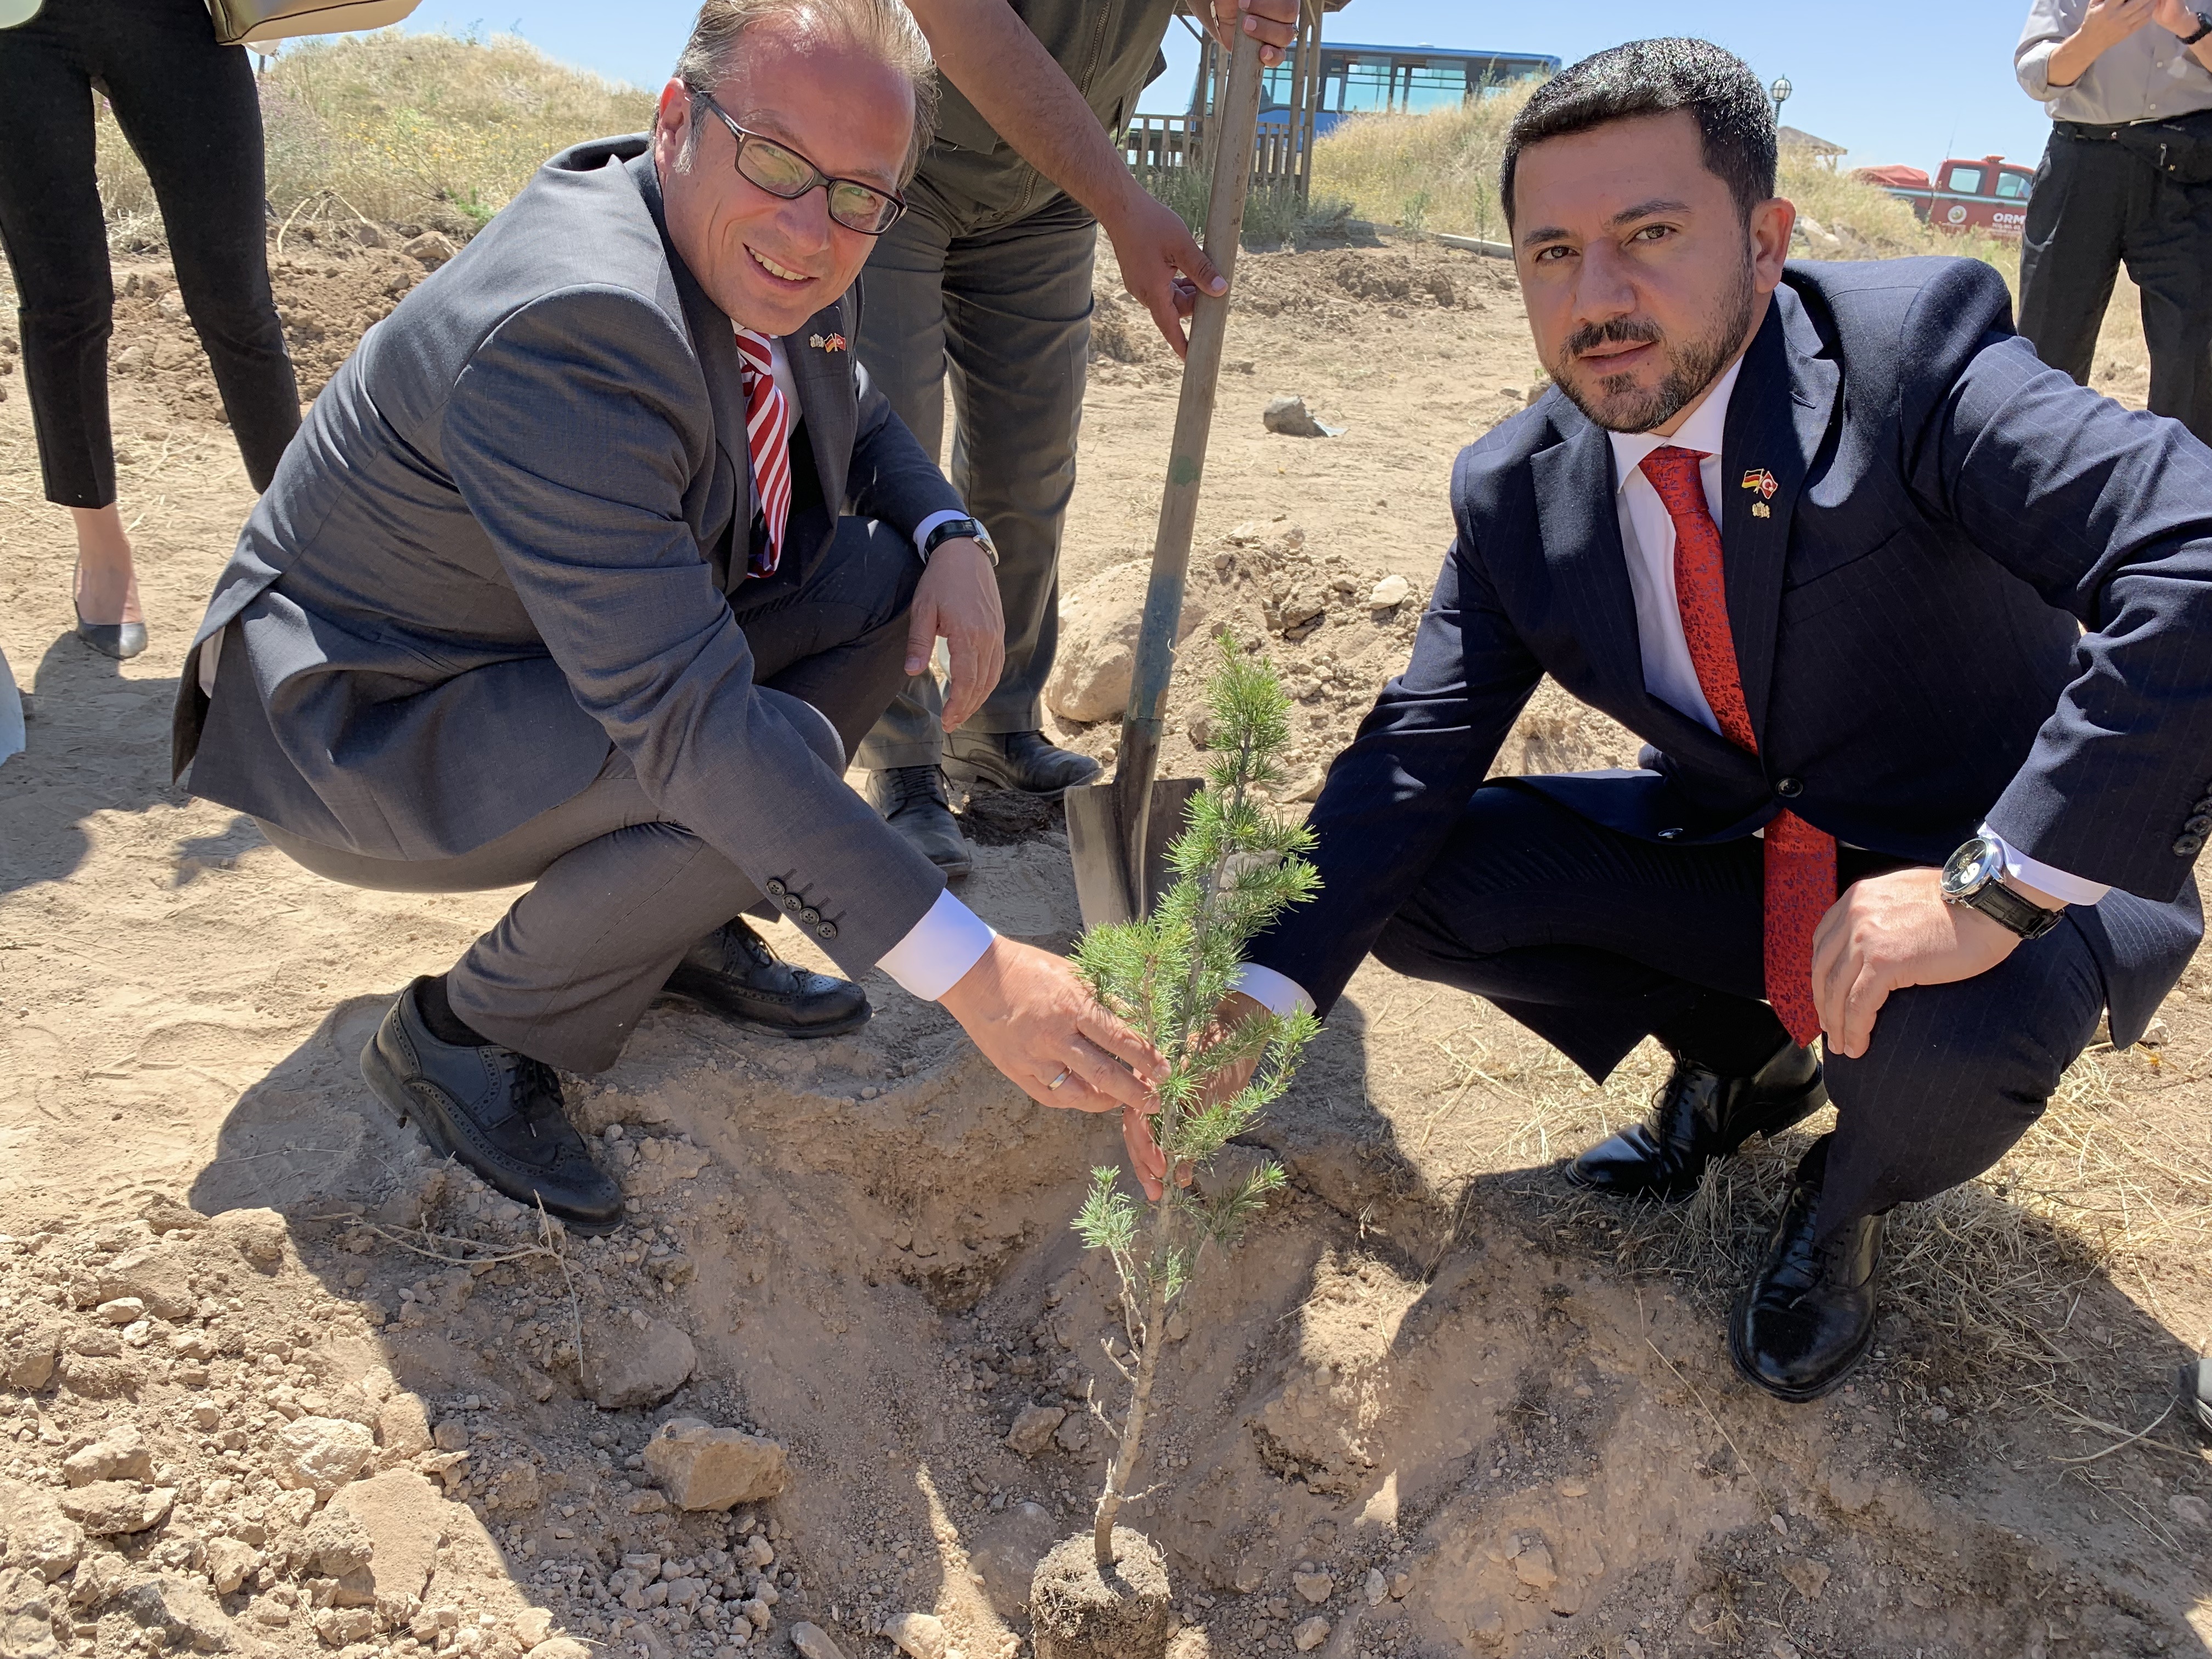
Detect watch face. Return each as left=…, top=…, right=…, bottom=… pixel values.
left=1940, top=836, right=2005, bottom=900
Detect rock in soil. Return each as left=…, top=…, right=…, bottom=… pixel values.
left=581, top=1315, right=696, bottom=1408
left=972, top=1499, right=1062, bottom=1617
left=791, top=1626, right=852, bottom=1659
left=1004, top=1402, right=1066, bottom=1457
left=1029, top=1528, right=1175, bottom=1659
left=641, top=1416, right=789, bottom=1509
left=882, top=1610, right=949, bottom=1658
left=0, top=1566, right=58, bottom=1659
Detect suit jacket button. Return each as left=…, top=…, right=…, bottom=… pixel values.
left=1657, top=827, right=1684, bottom=840
left=1775, top=776, right=1804, bottom=798
left=2188, top=815, right=2212, bottom=836
left=2193, top=797, right=2212, bottom=815
left=2176, top=834, right=2205, bottom=857
left=782, top=894, right=803, bottom=913
left=816, top=921, right=837, bottom=940
left=765, top=878, right=787, bottom=898
left=801, top=907, right=821, bottom=925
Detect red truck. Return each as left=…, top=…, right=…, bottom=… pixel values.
left=1853, top=155, right=2036, bottom=240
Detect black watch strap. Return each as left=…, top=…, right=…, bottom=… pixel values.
left=2184, top=9, right=2212, bottom=43
left=1961, top=878, right=2065, bottom=940
left=922, top=516, right=995, bottom=564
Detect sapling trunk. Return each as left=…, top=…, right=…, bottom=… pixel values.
left=1071, top=641, right=1321, bottom=1571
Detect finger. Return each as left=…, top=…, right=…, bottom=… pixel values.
left=1122, top=1104, right=1166, bottom=1182
left=1037, top=1068, right=1124, bottom=1115
left=1841, top=963, right=1894, bottom=1060
left=1075, top=1001, right=1167, bottom=1085
left=904, top=592, right=938, bottom=679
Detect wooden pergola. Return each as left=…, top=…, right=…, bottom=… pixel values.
left=1121, top=0, right=1355, bottom=201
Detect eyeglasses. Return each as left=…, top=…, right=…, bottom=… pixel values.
left=692, top=91, right=907, bottom=236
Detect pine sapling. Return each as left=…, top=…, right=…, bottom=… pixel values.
left=1070, top=642, right=1322, bottom=1569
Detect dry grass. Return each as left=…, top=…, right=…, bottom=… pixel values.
left=97, top=30, right=652, bottom=249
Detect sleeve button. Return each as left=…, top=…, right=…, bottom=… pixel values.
left=800, top=907, right=821, bottom=925
left=2176, top=834, right=2205, bottom=857
left=765, top=878, right=787, bottom=898
left=2188, top=815, right=2212, bottom=836
left=782, top=894, right=803, bottom=913
left=816, top=922, right=838, bottom=940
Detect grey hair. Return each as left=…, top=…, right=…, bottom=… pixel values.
left=669, top=0, right=939, bottom=184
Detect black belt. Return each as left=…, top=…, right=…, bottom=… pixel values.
left=2055, top=110, right=2212, bottom=143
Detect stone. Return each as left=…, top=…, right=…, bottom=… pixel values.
left=1778, top=1557, right=1830, bottom=1601
left=1043, top=560, right=1210, bottom=724
left=302, top=1506, right=374, bottom=1576
left=1005, top=1404, right=1066, bottom=1458
left=1, top=1323, right=59, bottom=1391
left=581, top=1318, right=695, bottom=1409
left=95, top=1297, right=146, bottom=1326
left=883, top=1612, right=948, bottom=1659
left=61, top=1425, right=152, bottom=1487
left=114, top=1573, right=232, bottom=1650
left=313, top=1605, right=377, bottom=1645
left=97, top=1244, right=196, bottom=1321
left=1363, top=1567, right=1386, bottom=1606
left=403, top=231, right=458, bottom=267
left=206, top=1536, right=258, bottom=1595
left=67, top=1549, right=129, bottom=1609
left=2170, top=1493, right=2210, bottom=1528
left=790, top=1626, right=850, bottom=1659
left=1367, top=574, right=1409, bottom=611
left=376, top=1392, right=433, bottom=1460
left=1030, top=1530, right=1173, bottom=1659
left=642, top=1419, right=788, bottom=1510
left=488, top=1462, right=543, bottom=1511
left=1508, top=1535, right=1556, bottom=1591
left=510, top=1610, right=553, bottom=1647
left=57, top=1481, right=173, bottom=1535
left=328, top=1470, right=445, bottom=1605
left=526, top=1643, right=591, bottom=1659
left=0, top=1566, right=57, bottom=1659
left=971, top=1500, right=1060, bottom=1618
left=210, top=1207, right=287, bottom=1270
left=276, top=1416, right=376, bottom=1497
left=1262, top=395, right=1336, bottom=438
left=1291, top=1568, right=1332, bottom=1605
left=740, top=1598, right=771, bottom=1628
left=1293, top=1616, right=1330, bottom=1652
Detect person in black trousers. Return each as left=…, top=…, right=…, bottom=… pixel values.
left=0, top=0, right=300, bottom=659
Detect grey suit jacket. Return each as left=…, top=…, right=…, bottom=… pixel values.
left=172, top=136, right=963, bottom=976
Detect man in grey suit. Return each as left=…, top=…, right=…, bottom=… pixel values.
left=172, top=0, right=1170, bottom=1234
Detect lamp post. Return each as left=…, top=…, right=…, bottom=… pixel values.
left=1770, top=76, right=1793, bottom=127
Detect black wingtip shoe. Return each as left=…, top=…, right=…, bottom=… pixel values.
left=943, top=728, right=1102, bottom=797
left=865, top=764, right=973, bottom=880
left=1729, top=1139, right=1883, bottom=1403
left=661, top=917, right=870, bottom=1040
left=361, top=978, right=625, bottom=1235
left=2182, top=1356, right=2212, bottom=1446
left=1567, top=1039, right=1827, bottom=1201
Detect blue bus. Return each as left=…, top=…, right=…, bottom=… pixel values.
left=1257, top=42, right=1560, bottom=136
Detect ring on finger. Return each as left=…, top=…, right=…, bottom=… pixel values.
left=1047, top=1066, right=1071, bottom=1091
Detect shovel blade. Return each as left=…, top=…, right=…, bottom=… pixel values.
left=1064, top=775, right=1201, bottom=930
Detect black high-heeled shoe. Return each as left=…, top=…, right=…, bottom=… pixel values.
left=72, top=560, right=147, bottom=661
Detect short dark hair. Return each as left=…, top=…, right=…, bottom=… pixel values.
left=1500, top=38, right=1777, bottom=229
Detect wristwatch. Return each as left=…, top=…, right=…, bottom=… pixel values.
left=2181, top=8, right=2212, bottom=43
left=922, top=516, right=997, bottom=565
left=1939, top=834, right=2065, bottom=940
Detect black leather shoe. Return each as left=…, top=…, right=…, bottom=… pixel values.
left=865, top=764, right=973, bottom=880
left=943, top=728, right=1102, bottom=797
left=360, top=978, right=624, bottom=1234
left=661, top=917, right=869, bottom=1039
left=1567, top=1039, right=1826, bottom=1200
left=1729, top=1139, right=1883, bottom=1402
left=2182, top=1357, right=2212, bottom=1446
left=74, top=601, right=147, bottom=662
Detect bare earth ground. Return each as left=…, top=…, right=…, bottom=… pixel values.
left=0, top=233, right=2207, bottom=1659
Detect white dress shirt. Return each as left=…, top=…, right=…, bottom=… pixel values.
left=1232, top=352, right=2104, bottom=1022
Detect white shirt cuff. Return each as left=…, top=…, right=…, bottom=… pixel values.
left=874, top=888, right=997, bottom=1001
left=911, top=510, right=969, bottom=562
left=1979, top=823, right=2109, bottom=907
left=1228, top=961, right=1315, bottom=1018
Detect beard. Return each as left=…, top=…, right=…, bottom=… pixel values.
left=1552, top=258, right=1758, bottom=435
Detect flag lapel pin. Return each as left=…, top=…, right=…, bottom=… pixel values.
left=1741, top=467, right=1778, bottom=518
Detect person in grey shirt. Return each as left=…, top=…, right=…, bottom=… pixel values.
left=171, top=0, right=1174, bottom=1234
left=852, top=0, right=1296, bottom=877
left=2015, top=0, right=2212, bottom=442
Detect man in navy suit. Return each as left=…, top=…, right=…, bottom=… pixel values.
left=1222, top=38, right=2212, bottom=1400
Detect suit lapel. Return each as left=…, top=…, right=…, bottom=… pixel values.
left=1531, top=413, right=1649, bottom=714
left=1719, top=289, right=1839, bottom=747
left=783, top=297, right=857, bottom=518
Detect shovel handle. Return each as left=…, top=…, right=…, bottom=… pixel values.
left=1114, top=27, right=1267, bottom=834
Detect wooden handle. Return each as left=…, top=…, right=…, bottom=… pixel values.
left=1113, top=28, right=1267, bottom=832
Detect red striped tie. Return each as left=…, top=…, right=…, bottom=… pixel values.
left=733, top=328, right=793, bottom=577
left=1639, top=444, right=1833, bottom=1048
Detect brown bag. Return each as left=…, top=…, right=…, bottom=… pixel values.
left=204, top=0, right=421, bottom=48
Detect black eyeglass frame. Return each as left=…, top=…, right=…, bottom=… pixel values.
left=689, top=91, right=908, bottom=236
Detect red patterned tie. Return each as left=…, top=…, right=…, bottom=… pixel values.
left=1639, top=445, right=1833, bottom=1047
left=733, top=328, right=793, bottom=577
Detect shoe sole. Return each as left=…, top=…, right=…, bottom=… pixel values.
left=1726, top=1290, right=1876, bottom=1402
left=360, top=1034, right=628, bottom=1237
left=1564, top=1074, right=1832, bottom=1203
left=941, top=752, right=1098, bottom=799
left=657, top=983, right=872, bottom=1041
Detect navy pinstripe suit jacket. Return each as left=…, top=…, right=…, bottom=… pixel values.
left=1250, top=257, right=2212, bottom=1041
